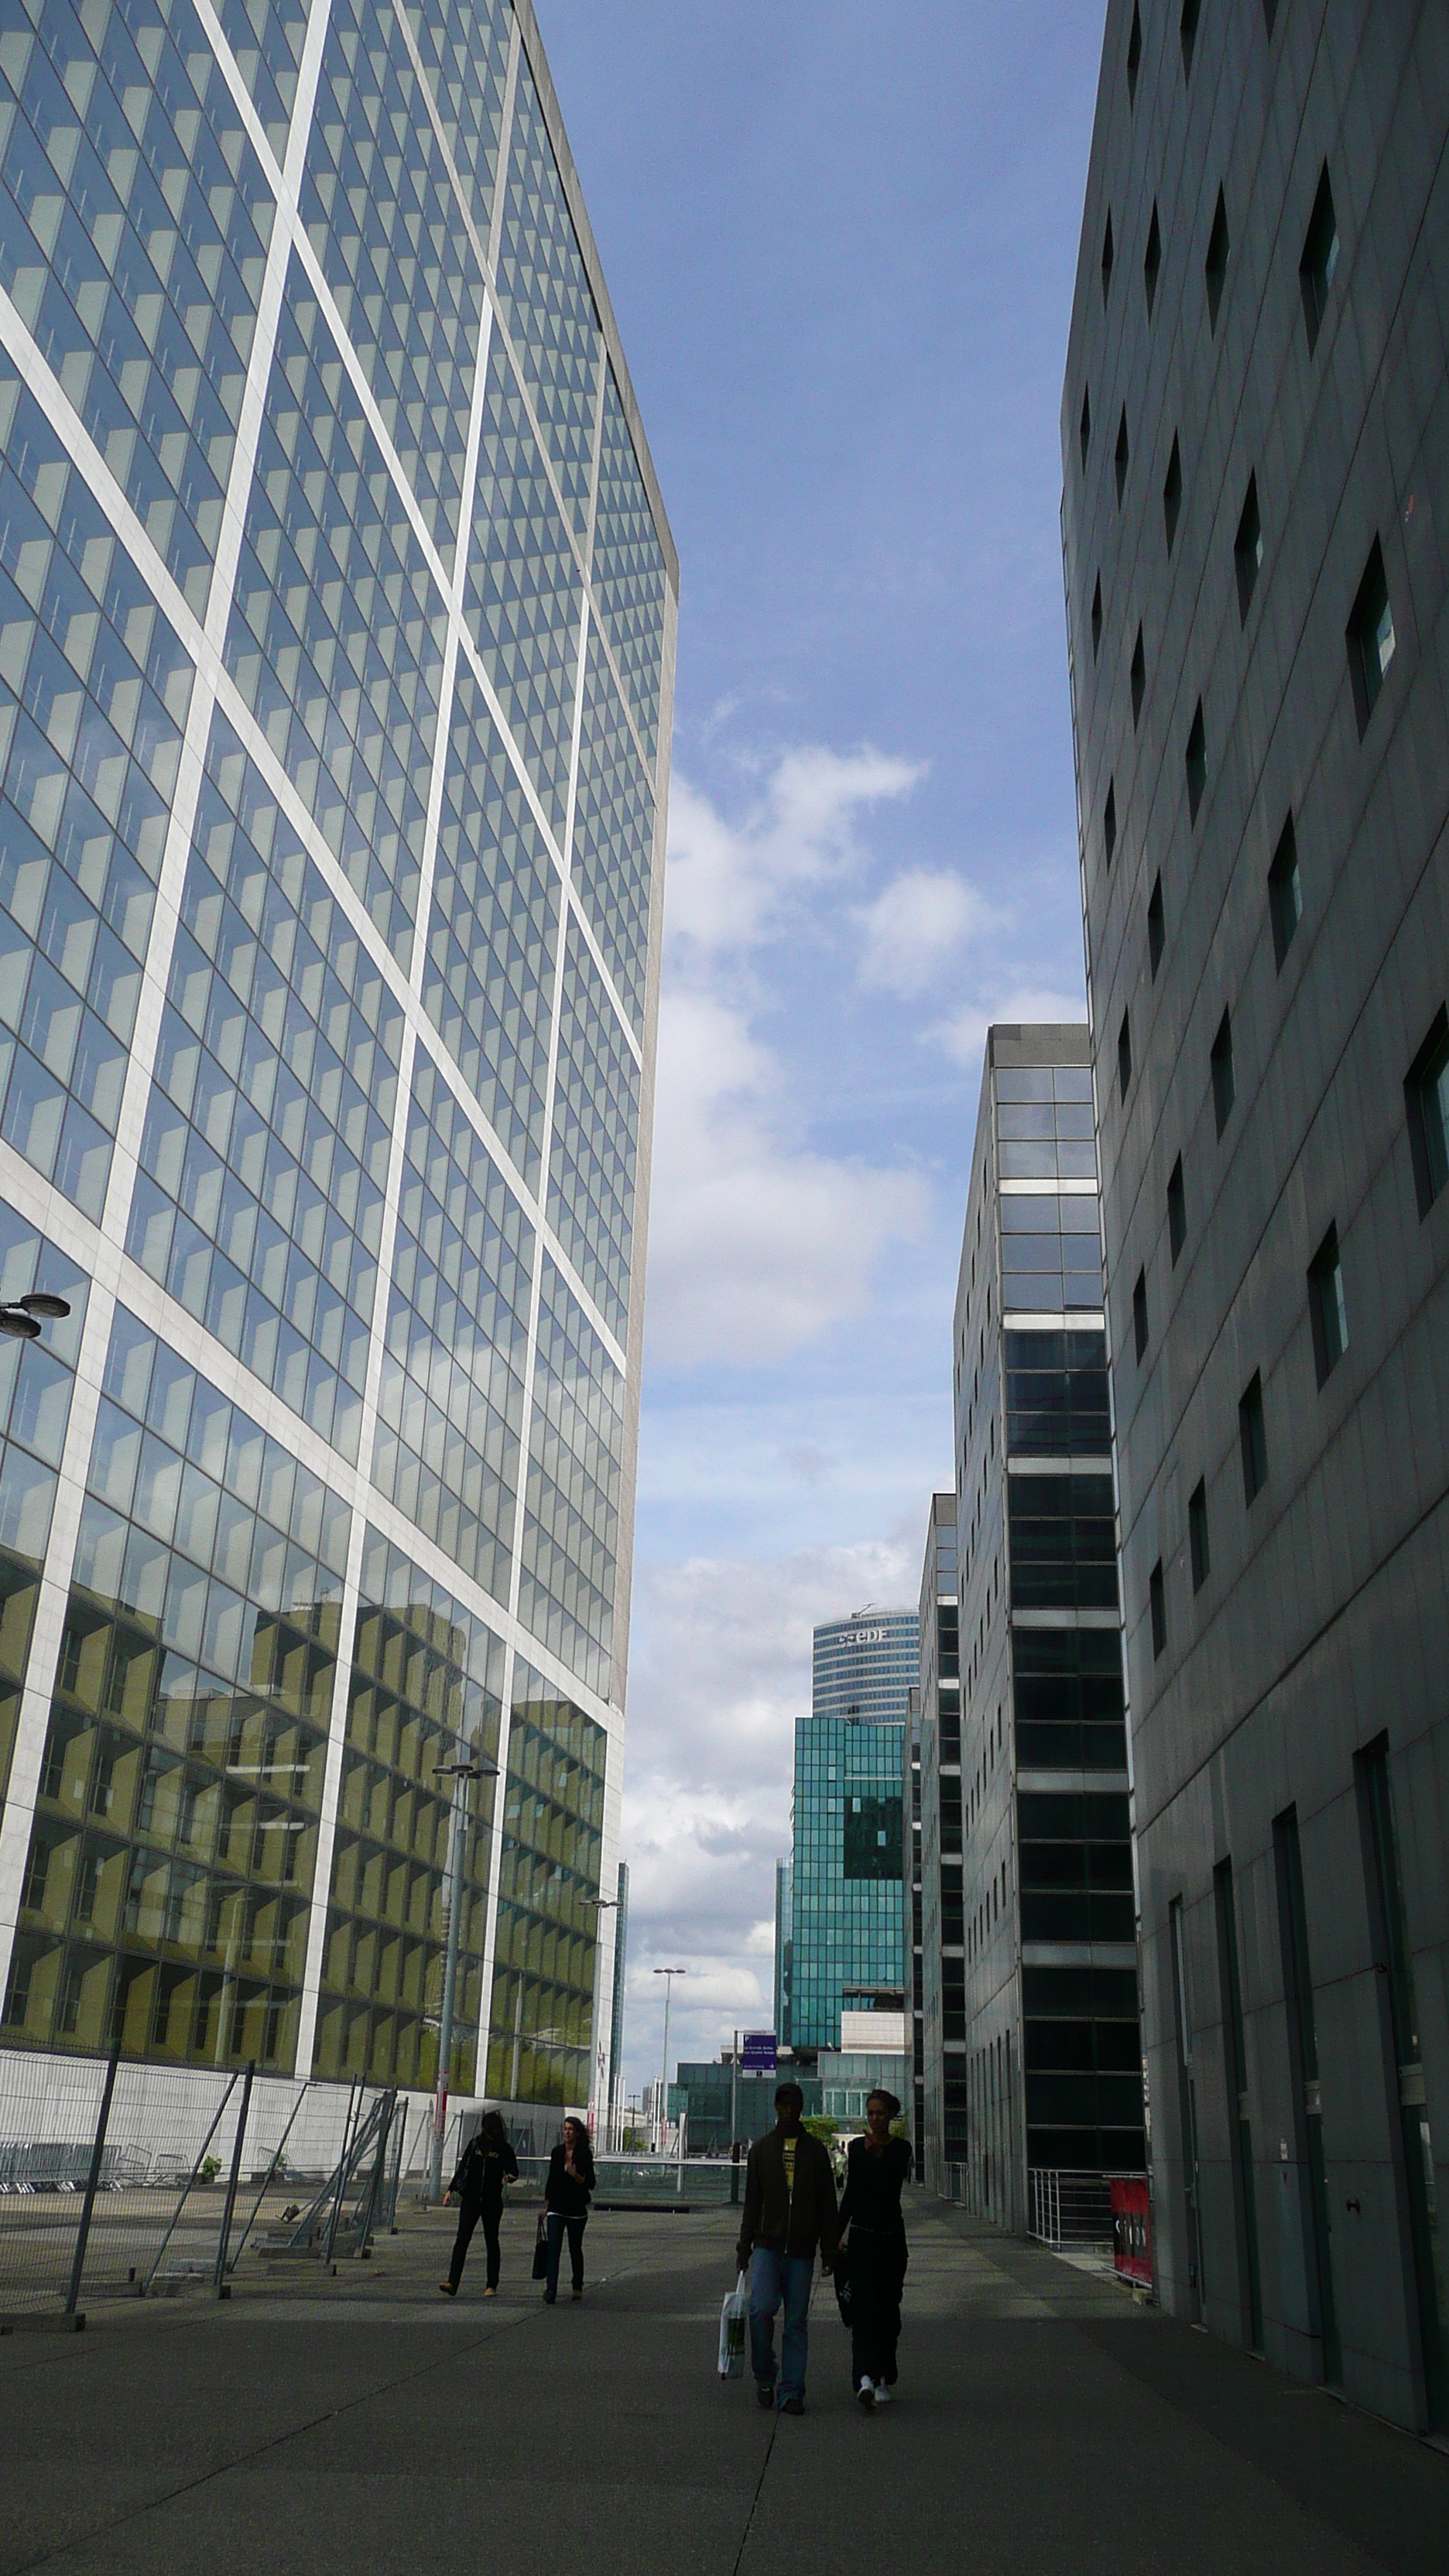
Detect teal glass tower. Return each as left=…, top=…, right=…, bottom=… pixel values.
left=0, top=0, right=674, bottom=2123
left=790, top=1609, right=917, bottom=2053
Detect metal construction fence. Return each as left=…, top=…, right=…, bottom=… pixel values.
left=511, top=2156, right=738, bottom=2208
left=1026, top=2167, right=1117, bottom=2252
left=0, top=2047, right=421, bottom=2321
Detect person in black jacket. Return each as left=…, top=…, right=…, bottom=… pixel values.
left=542, top=2115, right=594, bottom=2303
left=836, top=2089, right=911, bottom=2409
left=734, top=2081, right=838, bottom=2413
left=440, top=2109, right=519, bottom=2297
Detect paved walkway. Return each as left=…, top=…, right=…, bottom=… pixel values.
left=1, top=2191, right=1444, bottom=2575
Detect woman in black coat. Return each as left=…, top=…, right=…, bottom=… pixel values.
left=542, top=2115, right=595, bottom=2304
left=440, top=2109, right=518, bottom=2297
left=836, top=2088, right=912, bottom=2408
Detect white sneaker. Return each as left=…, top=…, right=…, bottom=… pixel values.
left=856, top=2376, right=875, bottom=2411
left=873, top=2381, right=892, bottom=2406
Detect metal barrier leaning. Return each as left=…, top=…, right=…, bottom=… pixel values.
left=258, top=2086, right=399, bottom=2266
left=1027, top=2167, right=1115, bottom=2252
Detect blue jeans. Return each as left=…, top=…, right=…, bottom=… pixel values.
left=749, top=2249, right=813, bottom=2401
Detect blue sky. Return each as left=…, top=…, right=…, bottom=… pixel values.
left=537, top=0, right=1107, bottom=2088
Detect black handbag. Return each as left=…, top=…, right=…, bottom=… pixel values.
left=532, top=2216, right=550, bottom=2281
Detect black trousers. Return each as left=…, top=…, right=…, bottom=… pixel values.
left=545, top=2211, right=587, bottom=2293
left=848, top=2230, right=904, bottom=2386
left=448, top=2200, right=502, bottom=2290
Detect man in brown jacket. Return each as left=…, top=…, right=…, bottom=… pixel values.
left=733, top=2081, right=838, bottom=2413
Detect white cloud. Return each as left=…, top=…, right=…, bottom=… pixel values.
left=929, top=983, right=1087, bottom=1080
left=852, top=866, right=999, bottom=997
left=665, top=744, right=925, bottom=962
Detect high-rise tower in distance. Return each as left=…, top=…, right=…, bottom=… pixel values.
left=790, top=1608, right=917, bottom=2055
left=1064, top=1, right=1448, bottom=2433
left=0, top=0, right=675, bottom=2128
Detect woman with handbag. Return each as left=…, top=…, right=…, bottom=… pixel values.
left=541, top=2114, right=594, bottom=2303
left=440, top=2109, right=518, bottom=2297
left=836, top=2089, right=911, bottom=2410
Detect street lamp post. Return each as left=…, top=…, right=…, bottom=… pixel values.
left=653, top=1967, right=686, bottom=2155
left=428, top=1752, right=498, bottom=2203
left=585, top=1893, right=620, bottom=2146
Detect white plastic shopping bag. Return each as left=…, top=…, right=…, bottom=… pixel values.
left=718, top=2271, right=748, bottom=2379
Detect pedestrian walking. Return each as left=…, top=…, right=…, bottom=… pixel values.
left=542, top=2114, right=594, bottom=2303
left=837, top=2088, right=911, bottom=2410
left=440, top=2109, right=519, bottom=2297
left=734, top=2080, right=839, bottom=2415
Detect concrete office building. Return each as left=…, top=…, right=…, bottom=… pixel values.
left=913, top=1495, right=959, bottom=2183
left=923, top=1026, right=1143, bottom=2221
left=1064, top=2, right=1449, bottom=2431
left=790, top=1608, right=916, bottom=2054
left=0, top=0, right=674, bottom=2130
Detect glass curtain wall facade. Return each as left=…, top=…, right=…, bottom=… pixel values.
left=1065, top=0, right=1449, bottom=2430
left=929, top=1026, right=1142, bottom=2222
left=790, top=1608, right=916, bottom=2054
left=0, top=0, right=674, bottom=2123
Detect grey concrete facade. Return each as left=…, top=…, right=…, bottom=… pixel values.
left=913, top=1495, right=957, bottom=2186
left=1063, top=0, right=1449, bottom=2433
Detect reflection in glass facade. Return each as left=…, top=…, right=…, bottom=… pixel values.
left=0, top=0, right=674, bottom=2123
left=791, top=1609, right=917, bottom=2053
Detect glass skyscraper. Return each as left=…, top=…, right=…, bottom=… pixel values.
left=790, top=1608, right=916, bottom=2053
left=0, top=0, right=674, bottom=2122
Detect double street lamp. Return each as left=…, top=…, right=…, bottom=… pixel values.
left=0, top=1290, right=71, bottom=1341
left=653, top=1965, right=687, bottom=2151
left=428, top=1751, right=498, bottom=2202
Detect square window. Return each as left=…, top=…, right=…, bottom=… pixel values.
left=1104, top=779, right=1117, bottom=867
left=1081, top=386, right=1092, bottom=467
left=1205, top=187, right=1229, bottom=329
left=1118, top=1011, right=1132, bottom=1101
left=1130, top=623, right=1146, bottom=727
left=1300, top=165, right=1339, bottom=354
left=1238, top=1370, right=1267, bottom=1505
left=1101, top=212, right=1115, bottom=303
left=1148, top=872, right=1165, bottom=978
left=1404, top=1005, right=1449, bottom=1217
left=1188, top=1478, right=1210, bottom=1591
left=1347, top=538, right=1395, bottom=736
left=1144, top=204, right=1161, bottom=315
left=1127, top=0, right=1142, bottom=99
left=1235, top=473, right=1262, bottom=620
left=1091, top=574, right=1103, bottom=661
left=1132, top=1268, right=1149, bottom=1362
left=1163, top=434, right=1183, bottom=553
left=1180, top=0, right=1201, bottom=75
left=1167, top=1155, right=1186, bottom=1265
left=1186, top=701, right=1206, bottom=820
left=1149, top=1559, right=1166, bottom=1659
left=1263, top=0, right=1278, bottom=29
left=1308, top=1224, right=1348, bottom=1387
left=1269, top=814, right=1302, bottom=970
left=1115, top=407, right=1130, bottom=503
left=1211, top=1008, right=1235, bottom=1137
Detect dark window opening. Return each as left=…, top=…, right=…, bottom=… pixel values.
left=1115, top=406, right=1130, bottom=502
left=1211, top=1008, right=1235, bottom=1136
left=1014, top=1632, right=1127, bottom=1773
left=1167, top=1155, right=1186, bottom=1265
left=1405, top=1005, right=1449, bottom=1216
left=1235, top=472, right=1262, bottom=619
left=1104, top=779, right=1117, bottom=866
left=1144, top=204, right=1161, bottom=314
left=1008, top=1473, right=1119, bottom=1614
left=1127, top=0, right=1142, bottom=98
left=1269, top=814, right=1302, bottom=970
left=1205, top=187, right=1229, bottom=329
left=1214, top=1859, right=1264, bottom=2351
left=1118, top=1011, right=1132, bottom=1101
left=1080, top=385, right=1091, bottom=466
left=1189, top=1478, right=1210, bottom=1591
left=1347, top=538, right=1395, bottom=736
left=1101, top=211, right=1115, bottom=303
left=1238, top=1370, right=1267, bottom=1504
left=1273, top=1807, right=1341, bottom=2380
left=1005, top=1330, right=1112, bottom=1458
left=1148, top=872, right=1165, bottom=977
left=1186, top=700, right=1206, bottom=820
left=1180, top=0, right=1201, bottom=76
left=1308, top=1224, right=1348, bottom=1387
left=1149, top=1560, right=1166, bottom=1660
left=1132, top=1268, right=1148, bottom=1362
left=844, top=1793, right=903, bottom=1882
left=1263, top=0, right=1278, bottom=31
left=1130, top=623, right=1146, bottom=726
left=1300, top=165, right=1339, bottom=353
left=1091, top=574, right=1102, bottom=660
left=1163, top=433, right=1183, bottom=552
